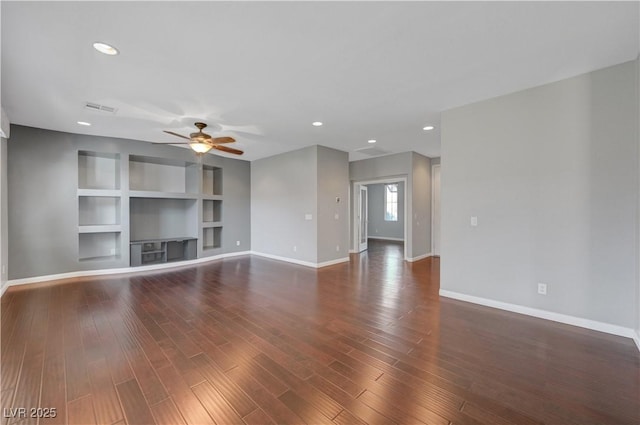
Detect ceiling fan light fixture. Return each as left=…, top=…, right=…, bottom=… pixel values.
left=312, top=121, right=323, bottom=127
left=93, top=42, right=119, bottom=56
left=190, top=141, right=212, bottom=154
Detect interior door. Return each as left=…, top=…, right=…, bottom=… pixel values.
left=358, top=185, right=368, bottom=252
left=432, top=165, right=441, bottom=256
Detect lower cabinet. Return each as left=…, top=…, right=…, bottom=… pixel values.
left=130, top=238, right=197, bottom=266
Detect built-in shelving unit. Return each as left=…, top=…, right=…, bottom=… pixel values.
left=201, top=165, right=223, bottom=254
left=76, top=151, right=226, bottom=267
left=77, top=151, right=123, bottom=262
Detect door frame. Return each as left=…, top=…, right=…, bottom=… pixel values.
left=358, top=185, right=368, bottom=252
left=351, top=176, right=408, bottom=260
left=431, top=164, right=441, bottom=256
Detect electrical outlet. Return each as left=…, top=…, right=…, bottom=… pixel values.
left=336, top=245, right=340, bottom=252
left=470, top=216, right=478, bottom=226
left=537, top=283, right=547, bottom=295
left=305, top=214, right=312, bottom=220
left=236, top=240, right=240, bottom=246
left=334, top=213, right=339, bottom=220
left=293, top=246, right=297, bottom=252
left=1, top=265, right=5, bottom=275
left=109, top=248, right=116, bottom=255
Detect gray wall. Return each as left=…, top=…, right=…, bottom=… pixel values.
left=1, top=137, right=8, bottom=292
left=317, top=146, right=349, bottom=263
left=251, top=145, right=318, bottom=263
left=367, top=182, right=404, bottom=240
left=412, top=153, right=432, bottom=256
left=349, top=151, right=433, bottom=259
left=441, top=60, right=639, bottom=328
left=8, top=125, right=251, bottom=279
left=222, top=158, right=251, bottom=252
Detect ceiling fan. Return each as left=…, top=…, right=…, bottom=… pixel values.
left=153, top=122, right=243, bottom=155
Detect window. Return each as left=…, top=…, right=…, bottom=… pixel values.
left=384, top=183, right=398, bottom=221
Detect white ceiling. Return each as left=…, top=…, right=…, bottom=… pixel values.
left=2, top=1, right=638, bottom=161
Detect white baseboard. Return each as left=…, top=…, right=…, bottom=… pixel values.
left=317, top=257, right=351, bottom=268
left=439, top=289, right=638, bottom=348
left=407, top=252, right=432, bottom=262
left=368, top=236, right=404, bottom=242
left=250, top=251, right=317, bottom=268
left=0, top=281, right=8, bottom=297
left=4, top=251, right=252, bottom=290
left=348, top=249, right=358, bottom=254
left=634, top=329, right=640, bottom=353
left=250, top=251, right=349, bottom=269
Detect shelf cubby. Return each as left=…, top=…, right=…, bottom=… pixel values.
left=130, top=238, right=197, bottom=266
left=129, top=155, right=199, bottom=194
left=79, top=196, right=120, bottom=226
left=202, top=165, right=222, bottom=196
left=78, top=151, right=120, bottom=190
left=203, top=226, right=222, bottom=250
left=129, top=198, right=198, bottom=241
left=79, top=232, right=121, bottom=262
left=203, top=199, right=222, bottom=223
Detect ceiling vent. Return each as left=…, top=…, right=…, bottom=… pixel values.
left=354, top=146, right=390, bottom=157
left=84, top=102, right=117, bottom=114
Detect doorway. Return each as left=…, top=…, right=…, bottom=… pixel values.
left=352, top=177, right=408, bottom=260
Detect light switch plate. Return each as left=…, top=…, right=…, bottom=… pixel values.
left=305, top=214, right=312, bottom=220
left=470, top=216, right=478, bottom=226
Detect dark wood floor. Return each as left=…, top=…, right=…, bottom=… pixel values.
left=2, top=239, right=639, bottom=425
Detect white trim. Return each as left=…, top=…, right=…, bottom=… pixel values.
left=317, top=257, right=351, bottom=268
left=5, top=251, right=252, bottom=288
left=634, top=330, right=640, bottom=353
left=250, top=251, right=317, bottom=267
left=439, top=289, right=638, bottom=342
left=357, top=185, right=369, bottom=252
left=0, top=107, right=10, bottom=139
left=407, top=252, right=432, bottom=262
left=348, top=249, right=358, bottom=254
left=250, top=251, right=350, bottom=269
left=368, top=236, right=404, bottom=242
left=431, top=164, right=441, bottom=256
left=0, top=281, right=9, bottom=297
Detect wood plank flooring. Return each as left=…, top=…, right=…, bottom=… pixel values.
left=1, top=240, right=639, bottom=424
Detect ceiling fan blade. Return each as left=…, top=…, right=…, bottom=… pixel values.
left=213, top=145, right=244, bottom=155
left=152, top=142, right=191, bottom=145
left=163, top=130, right=190, bottom=140
left=211, top=136, right=235, bottom=144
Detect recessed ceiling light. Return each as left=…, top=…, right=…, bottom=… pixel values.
left=423, top=125, right=435, bottom=131
left=368, top=139, right=376, bottom=144
left=93, top=42, right=119, bottom=56
left=77, top=121, right=91, bottom=126
left=312, top=121, right=323, bottom=127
